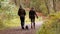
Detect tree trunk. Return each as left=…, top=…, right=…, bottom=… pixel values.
left=53, top=0, right=56, bottom=12
left=44, top=0, right=50, bottom=14
left=0, top=1, right=1, bottom=8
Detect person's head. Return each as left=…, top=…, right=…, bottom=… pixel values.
left=31, top=7, right=35, bottom=11
left=31, top=7, right=34, bottom=10
left=19, top=5, right=22, bottom=9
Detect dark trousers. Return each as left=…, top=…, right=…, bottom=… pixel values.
left=20, top=17, right=25, bottom=29
left=30, top=18, right=35, bottom=29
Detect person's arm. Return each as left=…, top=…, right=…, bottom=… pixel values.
left=35, top=11, right=38, bottom=18
left=24, top=10, right=26, bottom=16
left=18, top=9, right=20, bottom=16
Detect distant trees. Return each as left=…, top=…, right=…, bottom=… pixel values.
left=44, top=0, right=57, bottom=14
left=53, top=0, right=56, bottom=12
left=1, top=0, right=60, bottom=15
left=11, top=0, right=60, bottom=12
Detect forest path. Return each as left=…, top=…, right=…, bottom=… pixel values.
left=0, top=20, right=43, bottom=34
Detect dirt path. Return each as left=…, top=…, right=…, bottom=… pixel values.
left=0, top=21, right=43, bottom=34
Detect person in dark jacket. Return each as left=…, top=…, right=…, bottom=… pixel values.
left=29, top=7, right=38, bottom=29
left=18, top=6, right=26, bottom=29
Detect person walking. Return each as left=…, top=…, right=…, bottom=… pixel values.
left=29, top=7, right=38, bottom=29
left=18, top=6, right=26, bottom=29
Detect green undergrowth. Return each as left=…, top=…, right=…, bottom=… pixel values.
left=37, top=12, right=60, bottom=34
